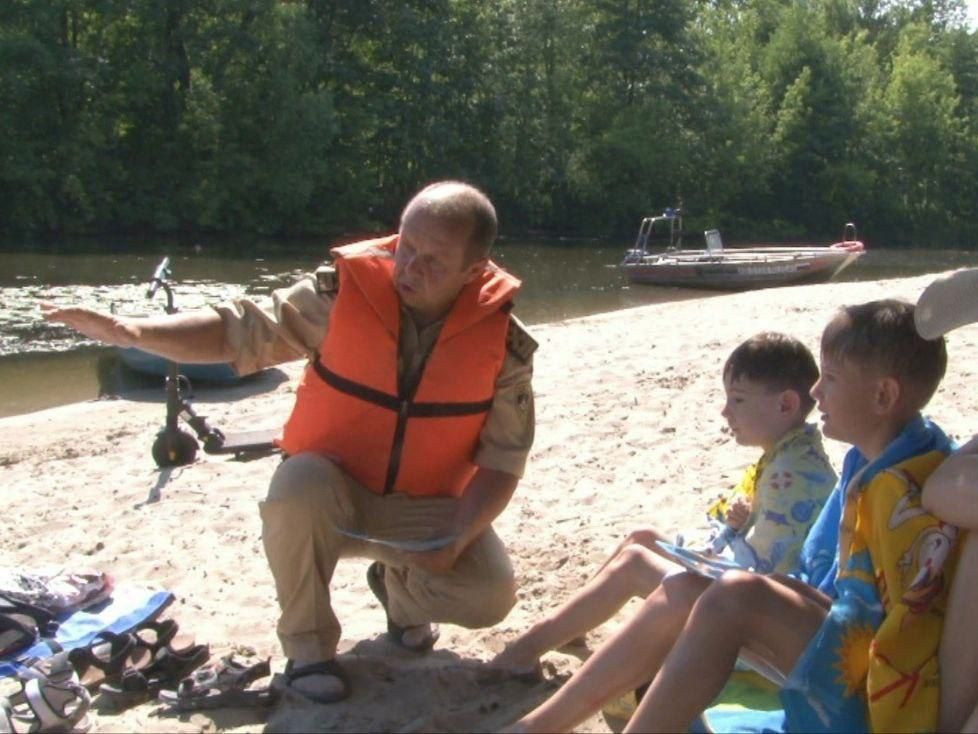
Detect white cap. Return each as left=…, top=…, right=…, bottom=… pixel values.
left=915, top=268, right=978, bottom=339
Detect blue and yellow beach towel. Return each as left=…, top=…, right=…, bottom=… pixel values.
left=706, top=424, right=835, bottom=574
left=781, top=415, right=956, bottom=732
left=700, top=416, right=955, bottom=733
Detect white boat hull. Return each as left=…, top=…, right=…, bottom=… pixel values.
left=620, top=246, right=863, bottom=290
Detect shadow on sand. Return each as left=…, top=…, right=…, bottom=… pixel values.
left=96, top=352, right=290, bottom=405
left=257, top=637, right=568, bottom=734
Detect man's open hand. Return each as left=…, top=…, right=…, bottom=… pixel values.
left=41, top=303, right=137, bottom=347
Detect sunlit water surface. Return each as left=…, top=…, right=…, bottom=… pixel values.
left=2, top=239, right=976, bottom=417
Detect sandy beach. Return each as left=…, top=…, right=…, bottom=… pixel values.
left=2, top=272, right=977, bottom=733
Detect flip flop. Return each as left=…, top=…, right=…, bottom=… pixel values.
left=365, top=562, right=440, bottom=652
left=282, top=659, right=350, bottom=705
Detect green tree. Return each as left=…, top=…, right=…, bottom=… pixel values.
left=877, top=23, right=966, bottom=243
left=566, top=0, right=702, bottom=234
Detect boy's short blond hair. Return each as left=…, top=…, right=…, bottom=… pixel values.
left=723, top=332, right=819, bottom=415
left=822, top=299, right=947, bottom=409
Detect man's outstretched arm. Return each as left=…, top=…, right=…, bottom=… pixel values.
left=41, top=303, right=231, bottom=364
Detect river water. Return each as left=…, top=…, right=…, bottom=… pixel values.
left=2, top=239, right=977, bottom=418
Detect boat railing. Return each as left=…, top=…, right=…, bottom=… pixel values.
left=621, top=217, right=656, bottom=263
left=628, top=209, right=683, bottom=259
left=633, top=217, right=655, bottom=252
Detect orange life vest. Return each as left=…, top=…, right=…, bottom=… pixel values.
left=277, top=235, right=520, bottom=497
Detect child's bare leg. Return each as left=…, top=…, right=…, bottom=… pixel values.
left=593, top=527, right=669, bottom=573
left=509, top=572, right=712, bottom=734
left=625, top=571, right=826, bottom=733
left=493, top=531, right=674, bottom=672
left=940, top=530, right=978, bottom=731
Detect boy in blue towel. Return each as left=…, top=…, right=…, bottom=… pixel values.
left=506, top=299, right=955, bottom=734
left=492, top=333, right=836, bottom=680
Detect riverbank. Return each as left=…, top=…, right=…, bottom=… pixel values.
left=2, top=272, right=976, bottom=733
left=5, top=245, right=978, bottom=418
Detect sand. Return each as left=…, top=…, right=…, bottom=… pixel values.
left=2, top=272, right=977, bottom=733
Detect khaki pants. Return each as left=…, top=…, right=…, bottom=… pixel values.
left=259, top=453, right=517, bottom=661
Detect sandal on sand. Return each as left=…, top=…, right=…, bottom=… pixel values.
left=157, top=654, right=274, bottom=711
left=178, top=654, right=270, bottom=692
left=150, top=643, right=211, bottom=681
left=366, top=562, right=440, bottom=652
left=283, top=659, right=350, bottom=705
left=98, top=643, right=210, bottom=711
left=96, top=668, right=164, bottom=712
left=68, top=632, right=152, bottom=692
left=5, top=650, right=92, bottom=733
left=160, top=686, right=277, bottom=711
left=131, top=619, right=194, bottom=656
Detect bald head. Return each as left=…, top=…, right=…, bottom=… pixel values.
left=401, top=181, right=498, bottom=263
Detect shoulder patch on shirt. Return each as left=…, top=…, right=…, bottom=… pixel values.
left=506, top=314, right=537, bottom=363
left=315, top=263, right=339, bottom=296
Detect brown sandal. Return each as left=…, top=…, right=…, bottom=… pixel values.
left=283, top=659, right=350, bottom=705
left=67, top=631, right=152, bottom=691
left=366, top=562, right=440, bottom=652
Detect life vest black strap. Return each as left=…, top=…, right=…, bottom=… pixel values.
left=410, top=399, right=494, bottom=417
left=311, top=359, right=493, bottom=417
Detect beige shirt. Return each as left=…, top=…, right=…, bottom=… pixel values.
left=214, top=274, right=534, bottom=477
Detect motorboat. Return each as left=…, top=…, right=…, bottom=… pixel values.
left=620, top=209, right=864, bottom=290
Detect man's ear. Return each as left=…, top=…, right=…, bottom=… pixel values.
left=874, top=376, right=902, bottom=414
left=463, top=257, right=488, bottom=283
left=779, top=389, right=802, bottom=416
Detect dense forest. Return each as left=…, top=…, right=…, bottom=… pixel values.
left=2, top=0, right=977, bottom=246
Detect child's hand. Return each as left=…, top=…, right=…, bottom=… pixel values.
left=725, top=498, right=751, bottom=530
